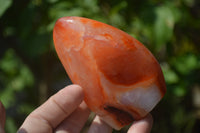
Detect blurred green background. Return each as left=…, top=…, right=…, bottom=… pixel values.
left=0, top=0, right=200, bottom=132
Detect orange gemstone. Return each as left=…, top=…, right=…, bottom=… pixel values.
left=53, top=16, right=166, bottom=130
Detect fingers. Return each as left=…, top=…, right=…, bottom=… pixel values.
left=88, top=115, right=113, bottom=133
left=18, top=85, right=84, bottom=133
left=127, top=114, right=153, bottom=133
left=0, top=101, right=6, bottom=133
left=55, top=101, right=90, bottom=133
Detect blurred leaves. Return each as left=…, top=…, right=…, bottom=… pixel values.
left=0, top=49, right=34, bottom=107
left=0, top=0, right=12, bottom=17
left=172, top=54, right=199, bottom=75
left=154, top=4, right=180, bottom=50
left=6, top=117, right=17, bottom=133
left=0, top=49, right=34, bottom=132
left=109, top=1, right=127, bottom=27
left=0, top=0, right=200, bottom=133
left=162, top=63, right=179, bottom=84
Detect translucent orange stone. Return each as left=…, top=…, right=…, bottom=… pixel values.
left=53, top=16, right=166, bottom=130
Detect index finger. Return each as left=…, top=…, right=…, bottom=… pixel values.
left=18, top=84, right=84, bottom=133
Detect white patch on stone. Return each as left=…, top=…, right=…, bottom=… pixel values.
left=119, top=85, right=162, bottom=112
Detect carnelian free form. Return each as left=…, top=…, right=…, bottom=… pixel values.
left=53, top=16, right=166, bottom=130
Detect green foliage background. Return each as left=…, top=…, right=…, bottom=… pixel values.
left=0, top=0, right=200, bottom=132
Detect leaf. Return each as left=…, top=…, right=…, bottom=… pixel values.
left=47, top=0, right=58, bottom=3
left=161, top=63, right=179, bottom=84
left=172, top=54, right=199, bottom=75
left=49, top=1, right=81, bottom=20
left=154, top=6, right=174, bottom=48
left=0, top=49, right=19, bottom=76
left=80, top=0, right=99, bottom=13
left=0, top=88, right=15, bottom=108
left=0, top=0, right=12, bottom=17
left=5, top=117, right=17, bottom=133
left=8, top=65, right=34, bottom=91
left=153, top=4, right=180, bottom=50
left=109, top=1, right=127, bottom=28
left=173, top=85, right=187, bottom=97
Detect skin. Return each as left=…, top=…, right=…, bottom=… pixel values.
left=0, top=84, right=153, bottom=133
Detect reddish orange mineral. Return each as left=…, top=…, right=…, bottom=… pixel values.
left=53, top=16, right=166, bottom=130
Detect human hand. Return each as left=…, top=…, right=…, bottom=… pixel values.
left=18, top=85, right=91, bottom=133
left=0, top=84, right=153, bottom=133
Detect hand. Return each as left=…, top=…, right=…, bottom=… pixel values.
left=0, top=85, right=153, bottom=133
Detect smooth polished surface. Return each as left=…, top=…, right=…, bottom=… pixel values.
left=53, top=16, right=166, bottom=130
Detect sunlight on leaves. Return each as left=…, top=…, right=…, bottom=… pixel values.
left=161, top=63, right=179, bottom=84
left=0, top=0, right=12, bottom=17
